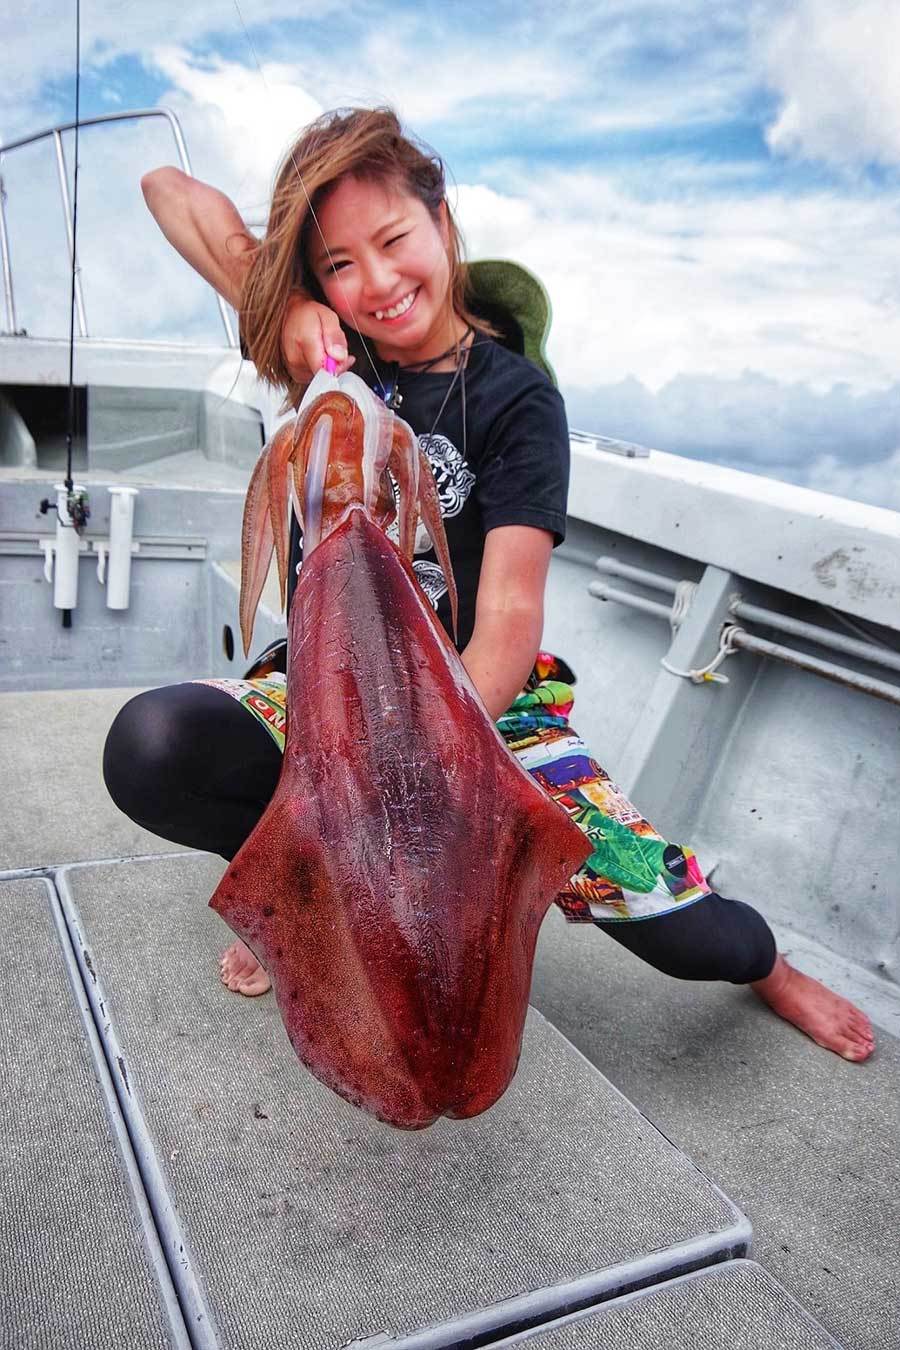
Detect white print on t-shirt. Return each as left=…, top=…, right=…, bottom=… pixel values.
left=419, top=433, right=475, bottom=517
left=385, top=432, right=472, bottom=608
left=299, top=430, right=469, bottom=616
left=412, top=560, right=449, bottom=609
left=408, top=432, right=474, bottom=606
left=386, top=516, right=434, bottom=555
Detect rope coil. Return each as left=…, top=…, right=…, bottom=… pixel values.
left=661, top=623, right=744, bottom=685
left=656, top=578, right=741, bottom=684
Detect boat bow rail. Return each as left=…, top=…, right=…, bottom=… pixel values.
left=0, top=107, right=236, bottom=347
left=590, top=558, right=900, bottom=705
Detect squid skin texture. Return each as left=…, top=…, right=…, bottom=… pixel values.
left=211, top=511, right=591, bottom=1130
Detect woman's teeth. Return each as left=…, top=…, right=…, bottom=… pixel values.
left=375, top=291, right=416, bottom=321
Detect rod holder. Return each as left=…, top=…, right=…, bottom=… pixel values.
left=51, top=483, right=86, bottom=610
left=104, top=486, right=139, bottom=609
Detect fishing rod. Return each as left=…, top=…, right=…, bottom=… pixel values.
left=39, top=0, right=90, bottom=628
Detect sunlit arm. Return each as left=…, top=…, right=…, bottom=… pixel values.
left=460, top=525, right=554, bottom=722
left=140, top=166, right=255, bottom=309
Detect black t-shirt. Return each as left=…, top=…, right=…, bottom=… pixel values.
left=288, top=339, right=570, bottom=650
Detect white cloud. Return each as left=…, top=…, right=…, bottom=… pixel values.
left=327, top=29, right=575, bottom=127
left=141, top=35, right=575, bottom=212
left=802, top=444, right=900, bottom=511
left=562, top=372, right=900, bottom=477
left=0, top=0, right=323, bottom=139
left=455, top=172, right=900, bottom=396
left=760, top=0, right=900, bottom=168
left=147, top=48, right=322, bottom=208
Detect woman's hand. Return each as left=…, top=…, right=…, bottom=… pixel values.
left=281, top=295, right=355, bottom=384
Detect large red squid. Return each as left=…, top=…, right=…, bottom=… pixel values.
left=210, top=371, right=590, bottom=1129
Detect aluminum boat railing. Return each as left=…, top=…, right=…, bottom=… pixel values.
left=0, top=107, right=237, bottom=348
left=590, top=555, right=900, bottom=706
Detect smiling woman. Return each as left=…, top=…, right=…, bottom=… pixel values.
left=109, top=102, right=876, bottom=1071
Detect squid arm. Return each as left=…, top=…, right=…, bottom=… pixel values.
left=239, top=448, right=277, bottom=657
left=265, top=420, right=305, bottom=612
left=416, top=446, right=459, bottom=642
left=387, top=419, right=420, bottom=560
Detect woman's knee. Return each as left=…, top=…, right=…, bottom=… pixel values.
left=103, top=685, right=200, bottom=818
left=700, top=896, right=777, bottom=983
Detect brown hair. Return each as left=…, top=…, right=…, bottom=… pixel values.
left=239, top=107, right=492, bottom=406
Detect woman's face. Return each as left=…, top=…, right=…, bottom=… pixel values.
left=310, top=175, right=460, bottom=365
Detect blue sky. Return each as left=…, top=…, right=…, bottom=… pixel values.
left=3, top=0, right=900, bottom=509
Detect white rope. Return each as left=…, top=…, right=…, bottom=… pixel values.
left=669, top=579, right=696, bottom=633
left=661, top=622, right=744, bottom=685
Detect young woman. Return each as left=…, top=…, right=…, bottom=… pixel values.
left=104, top=107, right=874, bottom=1062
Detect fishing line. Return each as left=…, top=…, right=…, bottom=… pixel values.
left=65, top=0, right=84, bottom=506
left=230, top=0, right=381, bottom=387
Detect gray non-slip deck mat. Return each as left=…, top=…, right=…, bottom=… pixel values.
left=0, top=878, right=183, bottom=1349
left=62, top=853, right=749, bottom=1350
left=490, top=1261, right=843, bottom=1348
left=0, top=687, right=191, bottom=870
left=531, top=908, right=900, bottom=1350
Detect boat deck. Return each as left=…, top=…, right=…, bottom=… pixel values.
left=3, top=686, right=897, bottom=1348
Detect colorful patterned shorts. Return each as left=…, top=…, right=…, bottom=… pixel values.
left=199, top=656, right=710, bottom=924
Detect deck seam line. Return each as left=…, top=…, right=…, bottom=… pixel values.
left=0, top=848, right=212, bottom=882
left=371, top=1236, right=751, bottom=1348
left=37, top=871, right=194, bottom=1350
left=54, top=864, right=222, bottom=1350
left=481, top=1260, right=847, bottom=1349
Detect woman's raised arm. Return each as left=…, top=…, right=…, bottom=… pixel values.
left=141, top=166, right=256, bottom=310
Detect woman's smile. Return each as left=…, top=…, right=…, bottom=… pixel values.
left=372, top=288, right=419, bottom=323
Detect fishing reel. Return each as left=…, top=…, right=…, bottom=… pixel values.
left=39, top=488, right=91, bottom=534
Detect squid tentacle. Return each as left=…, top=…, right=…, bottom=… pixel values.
left=266, top=420, right=306, bottom=613
left=239, top=447, right=276, bottom=657
left=387, top=418, right=420, bottom=560
left=371, top=467, right=398, bottom=536
left=415, top=446, right=459, bottom=642
left=302, top=413, right=334, bottom=556
left=240, top=383, right=459, bottom=655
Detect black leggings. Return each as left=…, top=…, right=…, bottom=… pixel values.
left=103, top=682, right=777, bottom=985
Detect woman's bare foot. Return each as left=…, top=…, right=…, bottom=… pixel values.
left=751, top=955, right=875, bottom=1061
left=219, top=939, right=271, bottom=997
